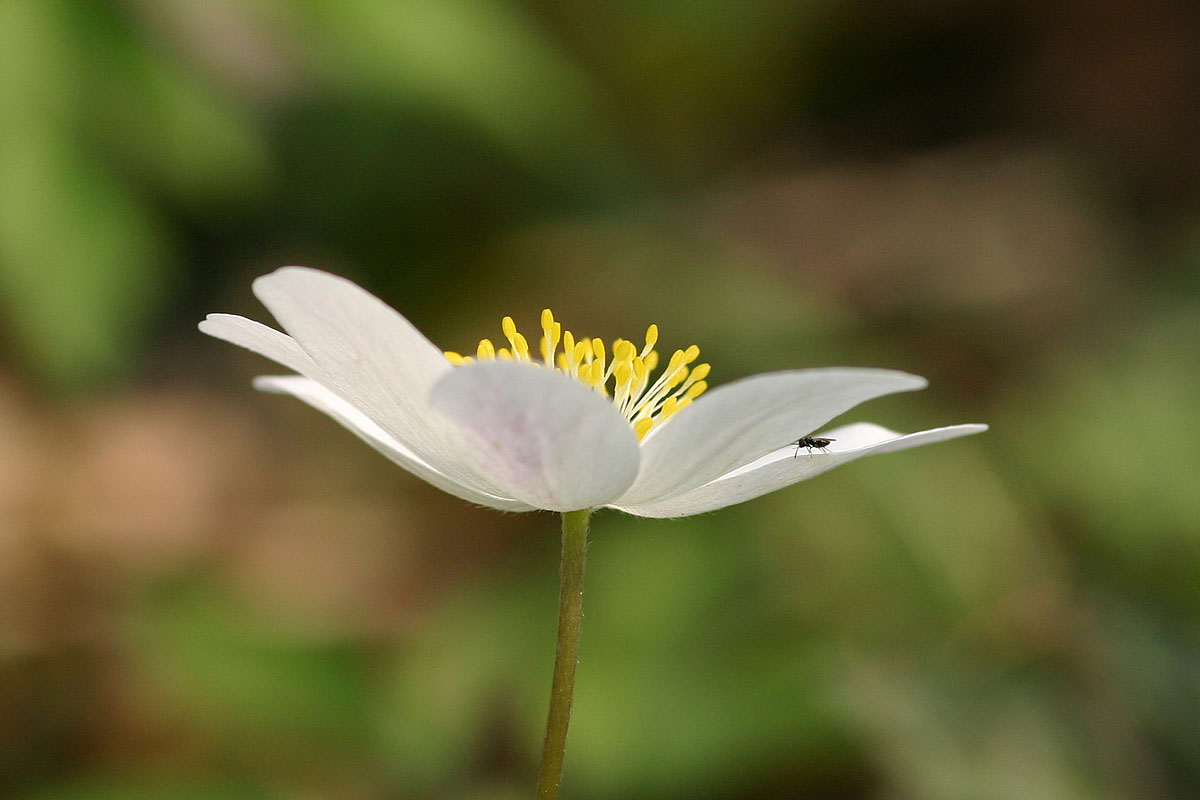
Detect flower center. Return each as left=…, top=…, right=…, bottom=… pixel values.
left=444, top=309, right=709, bottom=440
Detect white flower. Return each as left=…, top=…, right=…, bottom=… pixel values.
left=200, top=267, right=985, bottom=517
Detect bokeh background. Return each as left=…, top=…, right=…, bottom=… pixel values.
left=2, top=1, right=1199, bottom=798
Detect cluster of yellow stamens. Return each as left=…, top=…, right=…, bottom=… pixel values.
left=444, top=309, right=709, bottom=440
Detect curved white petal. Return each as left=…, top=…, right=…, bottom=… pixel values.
left=620, top=369, right=929, bottom=506
left=251, top=267, right=456, bottom=459
left=199, top=314, right=317, bottom=376
left=254, top=376, right=535, bottom=512
left=430, top=361, right=640, bottom=512
left=613, top=422, right=987, bottom=517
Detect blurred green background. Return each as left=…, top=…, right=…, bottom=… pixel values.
left=2, top=1, right=1198, bottom=798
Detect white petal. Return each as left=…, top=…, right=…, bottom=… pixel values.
left=202, top=282, right=505, bottom=502
left=430, top=361, right=640, bottom=512
left=254, top=376, right=535, bottom=512
left=251, top=267, right=456, bottom=463
left=198, top=313, right=316, bottom=375
left=619, top=369, right=929, bottom=506
left=613, top=422, right=987, bottom=517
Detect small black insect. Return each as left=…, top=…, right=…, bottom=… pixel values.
left=793, top=436, right=836, bottom=457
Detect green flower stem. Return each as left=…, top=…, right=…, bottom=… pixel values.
left=535, top=508, right=592, bottom=800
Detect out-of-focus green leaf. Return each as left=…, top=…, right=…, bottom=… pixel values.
left=288, top=0, right=609, bottom=170
left=374, top=571, right=555, bottom=791
left=0, top=1, right=160, bottom=386
left=75, top=3, right=271, bottom=202
left=130, top=581, right=374, bottom=747
left=570, top=516, right=843, bottom=797
left=0, top=1, right=271, bottom=386
left=836, top=663, right=1115, bottom=800
left=1001, top=308, right=1200, bottom=609
left=0, top=129, right=167, bottom=386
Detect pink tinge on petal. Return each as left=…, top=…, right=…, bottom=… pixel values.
left=431, top=361, right=641, bottom=511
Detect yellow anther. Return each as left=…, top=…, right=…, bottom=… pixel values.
left=660, top=397, right=679, bottom=418
left=616, top=339, right=637, bottom=362
left=644, top=350, right=659, bottom=372
left=683, top=344, right=700, bottom=363
left=573, top=341, right=589, bottom=365
left=497, top=348, right=513, bottom=360
left=684, top=380, right=707, bottom=400
left=444, top=351, right=467, bottom=365
left=632, top=357, right=646, bottom=382
left=541, top=310, right=560, bottom=367
left=562, top=331, right=577, bottom=373
left=614, top=362, right=631, bottom=387
left=546, top=321, right=561, bottom=366
left=644, top=324, right=659, bottom=351
left=675, top=397, right=693, bottom=412
left=633, top=418, right=655, bottom=440
left=555, top=352, right=568, bottom=370
left=477, top=339, right=495, bottom=359
left=500, top=315, right=532, bottom=361
left=687, top=363, right=710, bottom=383
left=665, top=366, right=688, bottom=390
left=592, top=341, right=606, bottom=381
left=667, top=349, right=686, bottom=372
left=513, top=332, right=530, bottom=359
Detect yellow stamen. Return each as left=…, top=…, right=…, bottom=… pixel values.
left=541, top=309, right=560, bottom=367
left=513, top=333, right=530, bottom=360
left=590, top=360, right=605, bottom=390
left=666, top=349, right=686, bottom=373
left=684, top=380, right=707, bottom=400
left=643, top=324, right=658, bottom=353
left=592, top=338, right=606, bottom=383
left=632, top=357, right=646, bottom=384
left=563, top=331, right=577, bottom=374
left=613, top=361, right=632, bottom=388
left=447, top=312, right=712, bottom=439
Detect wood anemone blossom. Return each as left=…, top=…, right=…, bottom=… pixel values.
left=200, top=267, right=986, bottom=518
